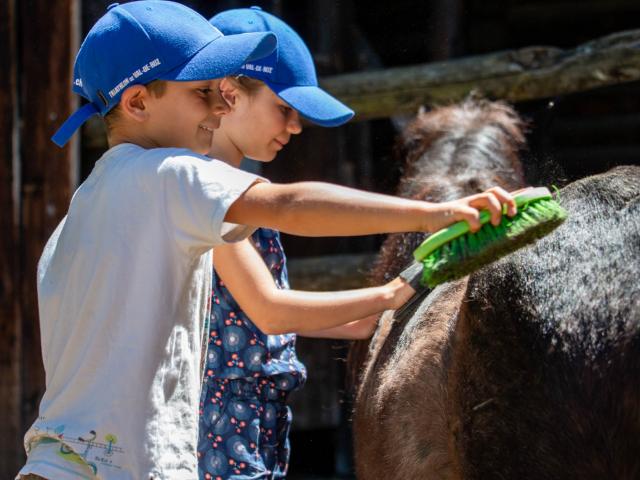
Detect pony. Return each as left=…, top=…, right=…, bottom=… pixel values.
left=351, top=98, right=640, bottom=479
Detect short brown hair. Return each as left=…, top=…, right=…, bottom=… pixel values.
left=103, top=80, right=167, bottom=131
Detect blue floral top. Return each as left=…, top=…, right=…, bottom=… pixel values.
left=203, top=228, right=307, bottom=392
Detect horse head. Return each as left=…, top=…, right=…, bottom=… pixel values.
left=372, top=98, right=529, bottom=284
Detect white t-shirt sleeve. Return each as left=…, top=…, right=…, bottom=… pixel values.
left=158, top=153, right=264, bottom=252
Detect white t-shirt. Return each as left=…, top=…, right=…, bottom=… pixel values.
left=18, top=143, right=261, bottom=480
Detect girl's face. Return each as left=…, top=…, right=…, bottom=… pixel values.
left=215, top=78, right=303, bottom=163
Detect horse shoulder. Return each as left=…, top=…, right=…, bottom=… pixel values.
left=354, top=279, right=468, bottom=480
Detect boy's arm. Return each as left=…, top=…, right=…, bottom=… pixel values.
left=212, top=239, right=415, bottom=335
left=225, top=181, right=517, bottom=236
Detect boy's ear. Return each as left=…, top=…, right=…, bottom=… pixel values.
left=219, top=77, right=238, bottom=108
left=118, top=85, right=150, bottom=122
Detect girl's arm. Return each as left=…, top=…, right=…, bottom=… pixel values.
left=297, top=314, right=381, bottom=340
left=225, top=182, right=517, bottom=236
left=213, top=239, right=415, bottom=336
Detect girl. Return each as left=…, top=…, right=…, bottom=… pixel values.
left=199, top=7, right=515, bottom=480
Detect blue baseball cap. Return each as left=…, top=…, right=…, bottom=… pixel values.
left=52, top=1, right=277, bottom=147
left=210, top=7, right=354, bottom=128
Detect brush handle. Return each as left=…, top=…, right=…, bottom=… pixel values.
left=398, top=260, right=425, bottom=290
left=413, top=187, right=551, bottom=262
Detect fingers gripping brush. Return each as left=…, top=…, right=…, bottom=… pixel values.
left=398, top=187, right=566, bottom=296
left=407, top=187, right=567, bottom=289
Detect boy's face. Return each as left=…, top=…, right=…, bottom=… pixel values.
left=144, top=80, right=229, bottom=154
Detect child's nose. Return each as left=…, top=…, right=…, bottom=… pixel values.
left=287, top=111, right=302, bottom=134
left=210, top=88, right=231, bottom=116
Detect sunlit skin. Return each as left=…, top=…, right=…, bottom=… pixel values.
left=103, top=78, right=516, bottom=340
left=109, top=79, right=230, bottom=155
left=206, top=78, right=518, bottom=339
left=208, top=77, right=302, bottom=168
left=207, top=78, right=416, bottom=339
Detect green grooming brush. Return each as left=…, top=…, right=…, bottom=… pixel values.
left=412, top=187, right=567, bottom=288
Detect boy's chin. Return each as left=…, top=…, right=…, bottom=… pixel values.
left=194, top=146, right=210, bottom=155
left=193, top=140, right=213, bottom=156
left=246, top=153, right=276, bottom=163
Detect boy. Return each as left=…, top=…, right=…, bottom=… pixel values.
left=19, top=1, right=515, bottom=479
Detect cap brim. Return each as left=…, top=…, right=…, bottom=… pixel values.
left=160, top=31, right=276, bottom=81
left=270, top=84, right=354, bottom=127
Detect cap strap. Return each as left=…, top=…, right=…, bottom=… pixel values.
left=51, top=103, right=99, bottom=147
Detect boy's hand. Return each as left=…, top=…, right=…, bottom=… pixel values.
left=426, top=186, right=517, bottom=233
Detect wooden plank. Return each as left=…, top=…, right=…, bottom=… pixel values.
left=551, top=113, right=640, bottom=142
left=556, top=145, right=640, bottom=168
left=18, top=0, right=80, bottom=440
left=320, top=29, right=640, bottom=121
left=0, top=0, right=22, bottom=475
left=287, top=253, right=377, bottom=291
left=285, top=2, right=350, bottom=435
left=508, top=0, right=640, bottom=25
left=81, top=29, right=640, bottom=150
left=288, top=337, right=342, bottom=430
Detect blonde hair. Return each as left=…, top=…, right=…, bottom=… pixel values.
left=103, top=80, right=168, bottom=131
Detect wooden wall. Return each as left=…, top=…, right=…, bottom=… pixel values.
left=0, top=0, right=21, bottom=474
left=2, top=1, right=640, bottom=478
left=0, top=0, right=79, bottom=476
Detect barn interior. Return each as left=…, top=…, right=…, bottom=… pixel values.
left=2, top=0, right=639, bottom=478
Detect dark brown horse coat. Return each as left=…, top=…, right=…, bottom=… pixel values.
left=352, top=99, right=640, bottom=479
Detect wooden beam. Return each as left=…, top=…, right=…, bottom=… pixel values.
left=556, top=145, right=640, bottom=167
left=551, top=113, right=640, bottom=142
left=0, top=0, right=22, bottom=474
left=287, top=253, right=377, bottom=291
left=18, top=0, right=80, bottom=445
left=320, top=29, right=640, bottom=121
left=509, top=1, right=640, bottom=25
left=82, top=29, right=640, bottom=147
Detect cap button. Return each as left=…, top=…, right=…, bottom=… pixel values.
left=107, top=3, right=119, bottom=11
left=250, top=6, right=263, bottom=10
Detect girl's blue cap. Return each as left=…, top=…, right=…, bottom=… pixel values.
left=210, top=7, right=354, bottom=128
left=52, top=1, right=277, bottom=147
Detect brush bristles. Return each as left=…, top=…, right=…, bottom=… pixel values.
left=421, top=197, right=567, bottom=288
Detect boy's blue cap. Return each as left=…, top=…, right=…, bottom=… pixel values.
left=210, top=7, right=354, bottom=128
left=52, top=1, right=277, bottom=147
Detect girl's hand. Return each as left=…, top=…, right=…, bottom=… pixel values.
left=386, top=276, right=419, bottom=310
left=425, top=186, right=517, bottom=233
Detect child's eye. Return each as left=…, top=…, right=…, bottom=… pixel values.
left=279, top=105, right=291, bottom=115
left=198, top=88, right=212, bottom=95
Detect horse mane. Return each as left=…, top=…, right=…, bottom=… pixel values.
left=348, top=98, right=530, bottom=392
left=370, top=98, right=529, bottom=285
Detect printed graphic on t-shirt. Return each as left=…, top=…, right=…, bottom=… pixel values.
left=32, top=420, right=124, bottom=475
